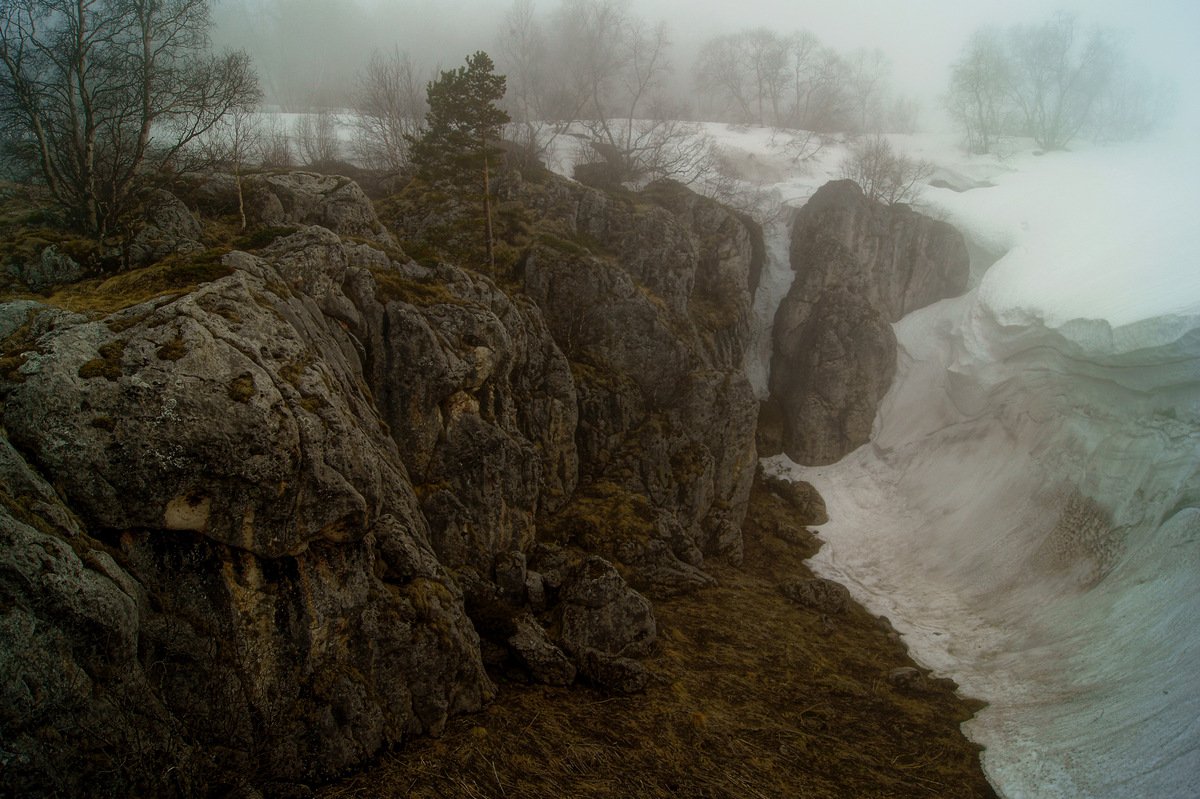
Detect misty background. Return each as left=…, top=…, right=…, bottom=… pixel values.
left=210, top=0, right=1200, bottom=134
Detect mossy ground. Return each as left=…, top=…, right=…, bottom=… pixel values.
left=319, top=478, right=997, bottom=799
left=42, top=251, right=233, bottom=315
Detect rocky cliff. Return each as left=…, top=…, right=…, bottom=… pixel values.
left=0, top=168, right=761, bottom=796
left=769, top=180, right=969, bottom=464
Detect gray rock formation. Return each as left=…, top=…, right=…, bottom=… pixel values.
left=0, top=168, right=759, bottom=794
left=557, top=555, right=656, bottom=693
left=787, top=180, right=969, bottom=323
left=193, top=171, right=397, bottom=245
left=507, top=613, right=577, bottom=686
left=770, top=180, right=968, bottom=465
left=20, top=244, right=85, bottom=291
left=127, top=189, right=206, bottom=266
left=762, top=473, right=829, bottom=526
left=772, top=278, right=897, bottom=465
left=1, top=229, right=501, bottom=794
left=515, top=176, right=760, bottom=595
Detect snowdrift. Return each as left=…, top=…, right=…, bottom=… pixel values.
left=753, top=132, right=1199, bottom=798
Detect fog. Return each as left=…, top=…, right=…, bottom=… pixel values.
left=212, top=0, right=1200, bottom=131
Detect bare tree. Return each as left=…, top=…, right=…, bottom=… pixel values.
left=497, top=0, right=557, bottom=168
left=1006, top=13, right=1117, bottom=150
left=552, top=1, right=679, bottom=183
left=350, top=48, right=427, bottom=172
left=257, top=115, right=293, bottom=168
left=945, top=28, right=1011, bottom=153
left=847, top=49, right=890, bottom=134
left=745, top=29, right=789, bottom=127
left=694, top=33, right=755, bottom=123
left=840, top=135, right=932, bottom=205
left=294, top=110, right=340, bottom=168
left=0, top=0, right=259, bottom=236
left=803, top=48, right=853, bottom=133
left=204, top=106, right=261, bottom=230
left=550, top=0, right=632, bottom=129
left=697, top=27, right=850, bottom=133
left=1090, top=66, right=1175, bottom=143
left=783, top=30, right=820, bottom=127
left=695, top=29, right=789, bottom=127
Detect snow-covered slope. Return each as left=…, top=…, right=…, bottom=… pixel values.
left=727, top=127, right=1199, bottom=798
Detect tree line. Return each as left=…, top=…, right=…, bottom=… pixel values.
left=946, top=12, right=1174, bottom=153
left=0, top=0, right=1176, bottom=242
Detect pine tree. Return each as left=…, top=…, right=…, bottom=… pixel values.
left=409, top=51, right=510, bottom=274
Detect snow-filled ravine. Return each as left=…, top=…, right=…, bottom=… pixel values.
left=734, top=129, right=1199, bottom=798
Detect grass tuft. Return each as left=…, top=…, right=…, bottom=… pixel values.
left=77, top=340, right=126, bottom=381
left=227, top=373, right=255, bottom=402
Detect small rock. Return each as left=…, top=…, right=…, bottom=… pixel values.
left=507, top=614, right=576, bottom=686
left=707, top=519, right=743, bottom=566
left=494, top=550, right=527, bottom=599
left=773, top=526, right=811, bottom=547
left=888, top=667, right=923, bottom=688
left=577, top=648, right=650, bottom=694
left=524, top=570, right=547, bottom=611
left=559, top=556, right=657, bottom=659
left=763, top=476, right=829, bottom=526
left=779, top=578, right=852, bottom=615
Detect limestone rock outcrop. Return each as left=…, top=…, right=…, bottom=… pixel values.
left=2, top=229, right=499, bottom=795
left=0, top=168, right=760, bottom=795
left=770, top=180, right=968, bottom=465
left=515, top=177, right=761, bottom=594
left=787, top=179, right=969, bottom=323
left=193, top=171, right=397, bottom=245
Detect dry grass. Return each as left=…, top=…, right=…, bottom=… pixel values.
left=39, top=251, right=233, bottom=315
left=320, top=479, right=997, bottom=799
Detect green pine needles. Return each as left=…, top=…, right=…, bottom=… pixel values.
left=408, top=51, right=510, bottom=275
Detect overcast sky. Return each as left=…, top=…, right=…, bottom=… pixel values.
left=214, top=0, right=1200, bottom=125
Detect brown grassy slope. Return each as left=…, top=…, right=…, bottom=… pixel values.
left=320, top=477, right=997, bottom=799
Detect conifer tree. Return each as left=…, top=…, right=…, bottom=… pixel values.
left=409, top=51, right=510, bottom=274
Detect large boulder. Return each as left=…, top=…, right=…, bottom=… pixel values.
left=192, top=171, right=397, bottom=245
left=127, top=189, right=205, bottom=266
left=788, top=179, right=969, bottom=322
left=556, top=555, right=657, bottom=693
left=771, top=276, right=897, bottom=465
left=769, top=180, right=967, bottom=465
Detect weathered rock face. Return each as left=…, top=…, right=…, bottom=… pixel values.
left=1, top=230, right=500, bottom=794
left=787, top=179, right=969, bottom=323
left=0, top=169, right=759, bottom=795
left=193, top=171, right=397, bottom=245
left=514, top=176, right=761, bottom=594
left=770, top=180, right=968, bottom=465
left=772, top=274, right=897, bottom=465
left=127, top=189, right=206, bottom=266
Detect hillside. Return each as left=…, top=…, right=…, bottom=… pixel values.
left=0, top=163, right=990, bottom=797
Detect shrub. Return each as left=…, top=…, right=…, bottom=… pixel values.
left=839, top=135, right=932, bottom=205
